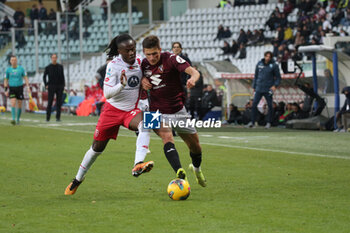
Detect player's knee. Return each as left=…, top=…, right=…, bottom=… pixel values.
left=92, top=140, right=107, bottom=152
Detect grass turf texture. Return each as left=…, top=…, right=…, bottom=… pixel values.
left=1, top=113, right=350, bottom=233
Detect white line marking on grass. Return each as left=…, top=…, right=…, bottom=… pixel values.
left=200, top=142, right=350, bottom=160
left=1, top=118, right=349, bottom=161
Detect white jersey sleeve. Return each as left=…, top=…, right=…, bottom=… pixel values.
left=103, top=55, right=142, bottom=112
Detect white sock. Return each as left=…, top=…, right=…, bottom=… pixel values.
left=193, top=166, right=200, bottom=172
left=134, top=121, right=151, bottom=165
left=76, top=147, right=102, bottom=181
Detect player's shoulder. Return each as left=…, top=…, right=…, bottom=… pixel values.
left=165, top=52, right=187, bottom=65
left=108, top=56, right=124, bottom=70
left=136, top=54, right=142, bottom=66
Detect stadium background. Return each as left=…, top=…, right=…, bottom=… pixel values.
left=0, top=0, right=349, bottom=124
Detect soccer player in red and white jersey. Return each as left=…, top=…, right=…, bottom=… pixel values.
left=65, top=34, right=176, bottom=195
left=140, top=35, right=207, bottom=187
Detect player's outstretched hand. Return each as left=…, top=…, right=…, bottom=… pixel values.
left=5, top=90, right=9, bottom=97
left=186, top=78, right=196, bottom=89
left=141, top=77, right=152, bottom=90
left=120, top=70, right=127, bottom=86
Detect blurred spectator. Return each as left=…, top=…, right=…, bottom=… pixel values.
left=38, top=3, right=48, bottom=20
left=221, top=40, right=231, bottom=55
left=237, top=29, right=248, bottom=46
left=15, top=14, right=24, bottom=28
left=1, top=16, right=12, bottom=31
left=95, top=57, right=113, bottom=90
left=227, top=104, right=242, bottom=124
left=322, top=16, right=332, bottom=31
left=83, top=28, right=91, bottom=38
left=230, top=40, right=239, bottom=56
left=132, top=2, right=139, bottom=12
left=248, top=29, right=260, bottom=46
left=101, top=0, right=108, bottom=21
left=48, top=9, right=56, bottom=20
left=214, top=25, right=225, bottom=41
left=171, top=41, right=192, bottom=93
left=83, top=9, right=93, bottom=28
left=69, top=25, right=79, bottom=40
left=283, top=0, right=294, bottom=15
left=332, top=9, right=345, bottom=26
left=189, top=66, right=204, bottom=119
left=13, top=8, right=24, bottom=23
left=201, top=84, right=218, bottom=120
left=223, top=26, right=232, bottom=38
left=237, top=43, right=247, bottom=59
left=30, top=4, right=38, bottom=28
left=247, top=51, right=281, bottom=129
left=266, top=12, right=278, bottom=31
left=284, top=25, right=293, bottom=42
left=242, top=99, right=253, bottom=124
left=323, top=69, right=334, bottom=94
left=258, top=29, right=265, bottom=43
left=339, top=28, right=349, bottom=36
left=340, top=8, right=350, bottom=26
left=335, top=86, right=350, bottom=132
left=217, top=0, right=229, bottom=8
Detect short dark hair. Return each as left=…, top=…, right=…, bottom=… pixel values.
left=142, top=35, right=160, bottom=49
left=172, top=42, right=182, bottom=49
left=51, top=53, right=57, bottom=58
left=264, top=51, right=273, bottom=57
left=10, top=55, right=16, bottom=59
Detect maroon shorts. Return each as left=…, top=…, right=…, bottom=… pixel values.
left=93, top=102, right=141, bottom=141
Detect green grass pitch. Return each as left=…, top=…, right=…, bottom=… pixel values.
left=1, top=113, right=350, bottom=233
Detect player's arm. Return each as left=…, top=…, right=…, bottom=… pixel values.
left=4, top=75, right=9, bottom=97
left=141, top=77, right=152, bottom=90
left=23, top=68, right=30, bottom=94
left=103, top=63, right=127, bottom=99
left=184, top=66, right=200, bottom=89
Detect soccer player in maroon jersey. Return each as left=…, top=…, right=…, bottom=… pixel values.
left=141, top=35, right=207, bottom=187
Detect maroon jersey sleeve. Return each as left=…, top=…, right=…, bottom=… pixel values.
left=168, top=54, right=190, bottom=73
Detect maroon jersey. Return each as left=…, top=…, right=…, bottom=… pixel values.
left=141, top=52, right=190, bottom=114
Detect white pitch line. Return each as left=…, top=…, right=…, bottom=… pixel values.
left=1, top=117, right=349, bottom=161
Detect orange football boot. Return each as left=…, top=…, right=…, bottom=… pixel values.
left=132, top=161, right=154, bottom=177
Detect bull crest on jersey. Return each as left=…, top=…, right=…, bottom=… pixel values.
left=150, top=74, right=162, bottom=86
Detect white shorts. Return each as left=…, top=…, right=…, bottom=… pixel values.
left=162, top=106, right=197, bottom=134
left=137, top=99, right=149, bottom=112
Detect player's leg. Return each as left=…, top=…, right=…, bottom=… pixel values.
left=249, top=91, right=263, bottom=127
left=264, top=93, right=273, bottom=129
left=153, top=127, right=187, bottom=180
left=55, top=87, right=64, bottom=121
left=46, top=87, right=54, bottom=121
left=178, top=132, right=207, bottom=187
left=128, top=111, right=153, bottom=177
left=10, top=97, right=16, bottom=125
left=16, top=99, right=22, bottom=124
left=65, top=139, right=108, bottom=195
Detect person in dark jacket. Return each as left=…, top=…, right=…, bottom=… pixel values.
left=95, top=57, right=113, bottom=90
left=335, top=86, right=350, bottom=131
left=227, top=104, right=242, bottom=124
left=247, top=51, right=281, bottom=128
left=200, top=84, right=218, bottom=120
left=171, top=41, right=192, bottom=93
left=189, top=66, right=204, bottom=119
left=43, top=54, right=65, bottom=122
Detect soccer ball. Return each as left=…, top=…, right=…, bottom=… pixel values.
left=0, top=106, right=5, bottom=113
left=167, top=178, right=190, bottom=200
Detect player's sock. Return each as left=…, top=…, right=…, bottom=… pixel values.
left=11, top=107, right=16, bottom=121
left=16, top=108, right=22, bottom=123
left=164, top=142, right=182, bottom=172
left=75, top=147, right=102, bottom=181
left=190, top=152, right=202, bottom=171
left=134, top=122, right=150, bottom=165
